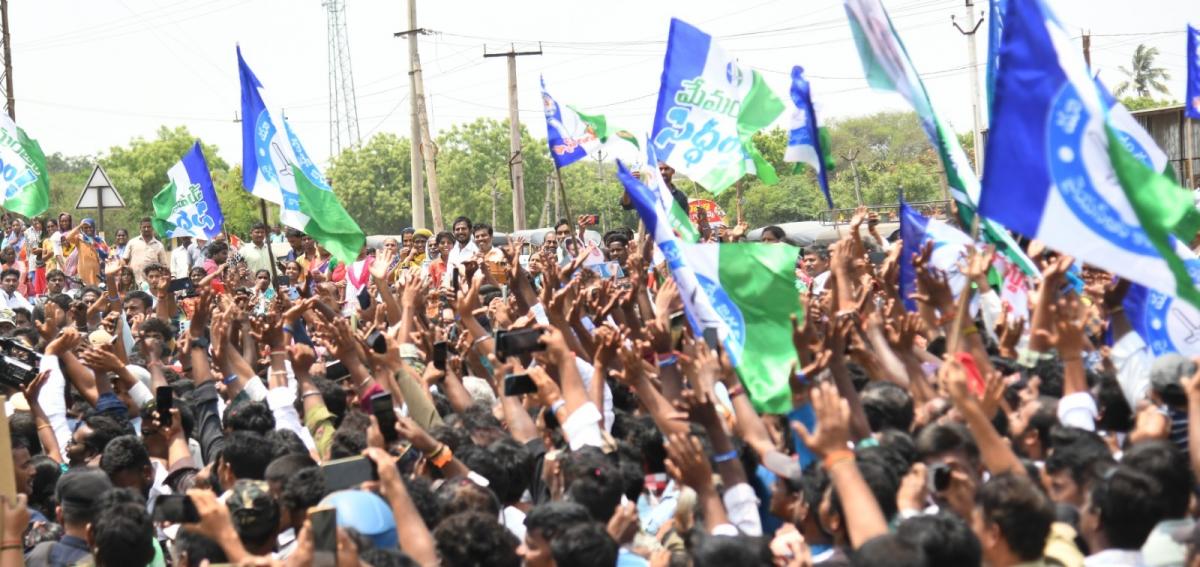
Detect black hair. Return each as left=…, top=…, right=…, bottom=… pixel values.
left=264, top=454, right=317, bottom=487
left=141, top=262, right=166, bottom=277
left=434, top=231, right=455, bottom=246
left=358, top=548, right=420, bottom=567
left=8, top=411, right=40, bottom=456
left=206, top=240, right=229, bottom=258
left=330, top=411, right=370, bottom=459
left=895, top=513, right=982, bottom=567
left=28, top=455, right=61, bottom=520
left=1093, top=374, right=1134, bottom=432
left=690, top=534, right=773, bottom=567
left=293, top=376, right=346, bottom=427
left=554, top=218, right=570, bottom=231
left=915, top=422, right=980, bottom=465
left=174, top=530, right=229, bottom=567
left=486, top=438, right=531, bottom=506
left=875, top=429, right=919, bottom=467
left=280, top=466, right=327, bottom=514
left=1090, top=465, right=1166, bottom=549
left=762, top=225, right=786, bottom=240
left=854, top=457, right=900, bottom=522
left=0, top=268, right=18, bottom=281
left=437, top=477, right=501, bottom=518
left=82, top=414, right=133, bottom=457
left=432, top=512, right=520, bottom=567
left=266, top=429, right=309, bottom=460
left=550, top=523, right=618, bottom=567
left=1121, top=441, right=1192, bottom=519
left=1044, top=427, right=1114, bottom=489
left=851, top=534, right=928, bottom=567
left=139, top=315, right=175, bottom=341
left=472, top=223, right=494, bottom=236
left=452, top=216, right=473, bottom=230
left=122, top=290, right=154, bottom=314
left=222, top=431, right=274, bottom=480
left=100, top=434, right=151, bottom=478
left=861, top=381, right=914, bottom=433
left=91, top=488, right=155, bottom=567
left=251, top=222, right=269, bottom=232
left=977, top=473, right=1054, bottom=562
left=224, top=401, right=276, bottom=435
left=805, top=244, right=830, bottom=260
left=404, top=476, right=443, bottom=529
left=1024, top=396, right=1059, bottom=454
left=603, top=232, right=629, bottom=247
left=524, top=501, right=592, bottom=541
left=455, top=444, right=506, bottom=502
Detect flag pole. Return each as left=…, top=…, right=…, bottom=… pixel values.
left=259, top=199, right=279, bottom=282
left=554, top=166, right=573, bottom=231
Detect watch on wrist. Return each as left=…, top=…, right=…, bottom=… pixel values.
left=190, top=336, right=211, bottom=350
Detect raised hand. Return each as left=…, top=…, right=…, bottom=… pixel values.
left=663, top=433, right=715, bottom=491
left=792, top=381, right=851, bottom=459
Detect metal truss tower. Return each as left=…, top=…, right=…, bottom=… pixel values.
left=323, top=0, right=361, bottom=156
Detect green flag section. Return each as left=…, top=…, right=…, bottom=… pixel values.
left=0, top=113, right=49, bottom=218
left=680, top=242, right=804, bottom=413
left=1108, top=126, right=1200, bottom=310
left=844, top=0, right=1037, bottom=278
left=572, top=107, right=643, bottom=170
left=292, top=163, right=365, bottom=266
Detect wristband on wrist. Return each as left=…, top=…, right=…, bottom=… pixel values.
left=962, top=325, right=979, bottom=336
left=221, top=374, right=239, bottom=386
left=712, top=449, right=738, bottom=464
left=727, top=383, right=745, bottom=398
left=550, top=399, right=566, bottom=415
left=656, top=354, right=678, bottom=368
left=822, top=448, right=856, bottom=470
left=429, top=444, right=453, bottom=468
left=282, top=325, right=294, bottom=334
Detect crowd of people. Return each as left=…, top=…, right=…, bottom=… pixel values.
left=0, top=166, right=1193, bottom=567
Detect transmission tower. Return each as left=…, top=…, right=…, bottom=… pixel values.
left=323, top=0, right=361, bottom=156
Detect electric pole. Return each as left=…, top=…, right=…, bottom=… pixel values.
left=841, top=149, right=863, bottom=206
left=1082, top=30, right=1091, bottom=68
left=952, top=0, right=985, bottom=175
left=1, top=0, right=14, bottom=120
left=485, top=44, right=541, bottom=231
left=395, top=2, right=443, bottom=232
left=398, top=0, right=425, bottom=230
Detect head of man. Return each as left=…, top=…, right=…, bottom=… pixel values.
left=412, top=230, right=431, bottom=256
left=45, top=269, right=66, bottom=295
left=401, top=228, right=414, bottom=248
left=803, top=244, right=831, bottom=277
left=226, top=480, right=282, bottom=556
left=554, top=219, right=571, bottom=240
left=972, top=473, right=1053, bottom=566
left=605, top=233, right=629, bottom=267
left=285, top=228, right=305, bottom=252
left=207, top=241, right=230, bottom=265
left=0, top=268, right=19, bottom=294
left=916, top=423, right=983, bottom=518
left=100, top=435, right=154, bottom=499
left=250, top=222, right=268, bottom=246
left=452, top=216, right=473, bottom=245
left=658, top=162, right=675, bottom=184
left=56, top=468, right=113, bottom=529
left=473, top=223, right=494, bottom=253
left=87, top=488, right=156, bottom=567
left=12, top=440, right=32, bottom=496
left=139, top=217, right=154, bottom=240
left=519, top=501, right=592, bottom=567
left=1081, top=464, right=1167, bottom=553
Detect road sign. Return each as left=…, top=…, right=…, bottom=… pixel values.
left=76, top=165, right=126, bottom=234
left=76, top=165, right=126, bottom=209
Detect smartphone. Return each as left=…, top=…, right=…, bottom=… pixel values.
left=152, top=494, right=199, bottom=523
left=309, top=506, right=338, bottom=567
left=366, top=329, right=387, bottom=354
left=494, top=328, right=546, bottom=359
left=320, top=456, right=378, bottom=492
left=356, top=287, right=371, bottom=311
left=274, top=274, right=290, bottom=288
left=582, top=214, right=599, bottom=226
left=702, top=327, right=720, bottom=350
left=167, top=277, right=193, bottom=294
left=927, top=463, right=952, bottom=493
left=432, top=341, right=448, bottom=371
left=156, top=386, right=173, bottom=427
left=371, top=393, right=398, bottom=445
left=504, top=373, right=538, bottom=396
left=451, top=266, right=460, bottom=293
left=669, top=311, right=686, bottom=330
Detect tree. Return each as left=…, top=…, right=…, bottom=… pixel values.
left=434, top=118, right=552, bottom=232
left=1116, top=44, right=1171, bottom=98
left=98, top=126, right=233, bottom=236
left=327, top=133, right=413, bottom=235
left=1118, top=95, right=1180, bottom=111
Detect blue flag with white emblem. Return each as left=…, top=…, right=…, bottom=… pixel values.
left=784, top=66, right=834, bottom=209
left=152, top=142, right=224, bottom=240
left=1188, top=24, right=1200, bottom=119
left=979, top=0, right=1200, bottom=311
left=899, top=201, right=973, bottom=312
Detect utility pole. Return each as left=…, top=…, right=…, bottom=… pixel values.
left=1, top=0, right=14, bottom=120
left=840, top=149, right=864, bottom=206
left=485, top=43, right=542, bottom=231
left=398, top=0, right=425, bottom=230
left=490, top=179, right=498, bottom=227
left=395, top=3, right=443, bottom=232
left=1082, top=30, right=1091, bottom=68
left=952, top=0, right=985, bottom=175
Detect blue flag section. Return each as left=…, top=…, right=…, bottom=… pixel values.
left=784, top=66, right=833, bottom=209
left=986, top=0, right=1008, bottom=118
left=898, top=202, right=973, bottom=312
left=541, top=76, right=592, bottom=170
left=152, top=142, right=224, bottom=241
left=1188, top=24, right=1200, bottom=120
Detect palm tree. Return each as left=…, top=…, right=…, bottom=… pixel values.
left=1115, top=44, right=1171, bottom=98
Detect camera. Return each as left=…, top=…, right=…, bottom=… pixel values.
left=0, top=337, right=40, bottom=390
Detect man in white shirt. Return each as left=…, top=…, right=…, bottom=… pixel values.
left=803, top=244, right=832, bottom=295
left=171, top=236, right=194, bottom=279
left=0, top=268, right=32, bottom=311
left=123, top=217, right=169, bottom=285
left=447, top=215, right=478, bottom=266
left=239, top=222, right=274, bottom=275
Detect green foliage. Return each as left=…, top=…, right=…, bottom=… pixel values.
left=1118, top=96, right=1180, bottom=111
left=1116, top=44, right=1172, bottom=99
left=213, top=166, right=266, bottom=235
left=434, top=118, right=553, bottom=232
left=327, top=133, right=413, bottom=235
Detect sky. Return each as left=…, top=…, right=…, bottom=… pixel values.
left=7, top=0, right=1196, bottom=176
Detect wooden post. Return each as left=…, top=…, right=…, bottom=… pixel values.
left=554, top=167, right=573, bottom=230
left=259, top=199, right=278, bottom=281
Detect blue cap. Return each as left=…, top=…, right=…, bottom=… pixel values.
left=319, top=490, right=397, bottom=549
